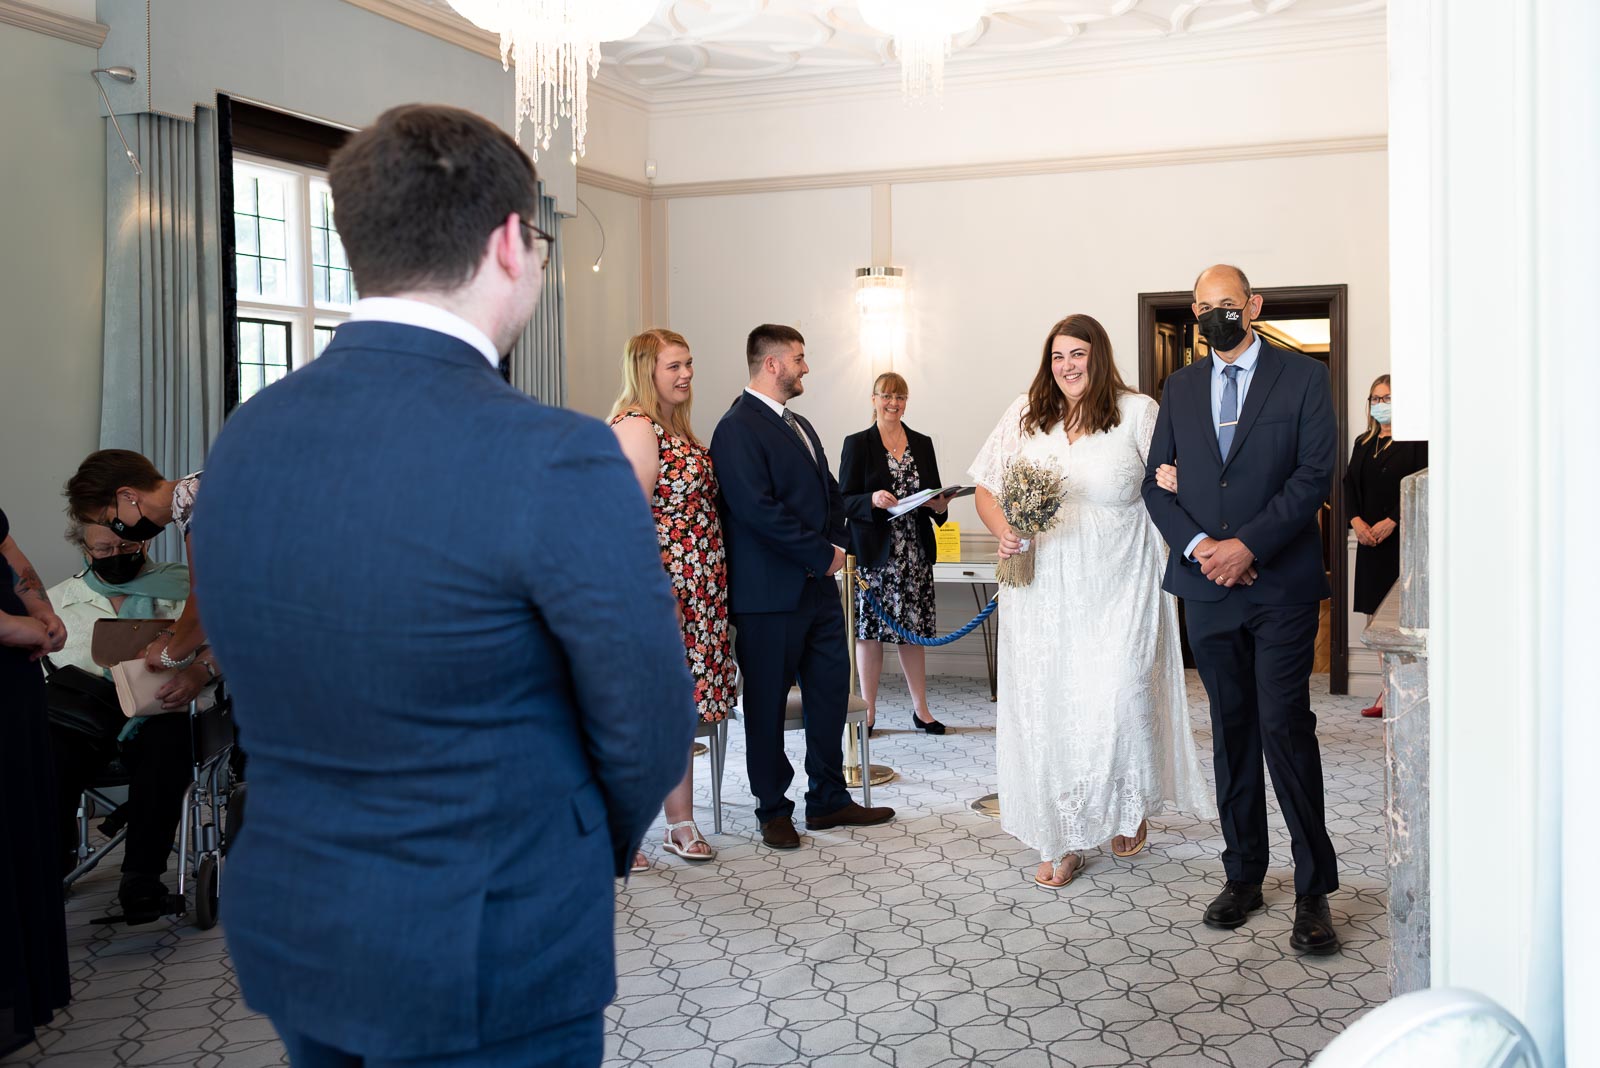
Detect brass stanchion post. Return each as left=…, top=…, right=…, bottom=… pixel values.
left=842, top=553, right=894, bottom=788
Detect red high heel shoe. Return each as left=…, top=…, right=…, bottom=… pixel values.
left=1360, top=701, right=1384, bottom=718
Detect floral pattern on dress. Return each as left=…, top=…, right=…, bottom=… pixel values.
left=855, top=449, right=936, bottom=644
left=611, top=412, right=736, bottom=722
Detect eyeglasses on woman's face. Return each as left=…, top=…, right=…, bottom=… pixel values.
left=1369, top=392, right=1392, bottom=404
left=874, top=393, right=909, bottom=403
left=83, top=538, right=142, bottom=559
left=517, top=219, right=554, bottom=270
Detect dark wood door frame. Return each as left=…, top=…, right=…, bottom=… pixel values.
left=1136, top=285, right=1350, bottom=695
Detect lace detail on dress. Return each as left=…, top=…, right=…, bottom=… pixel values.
left=968, top=392, right=1215, bottom=860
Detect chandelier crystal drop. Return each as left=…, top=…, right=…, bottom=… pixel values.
left=445, top=0, right=658, bottom=159
left=857, top=0, right=987, bottom=101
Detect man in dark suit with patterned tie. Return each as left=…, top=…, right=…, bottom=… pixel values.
left=194, top=104, right=696, bottom=1067
left=1141, top=265, right=1341, bottom=956
left=710, top=325, right=895, bottom=849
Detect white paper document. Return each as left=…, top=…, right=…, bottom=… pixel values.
left=887, top=485, right=974, bottom=518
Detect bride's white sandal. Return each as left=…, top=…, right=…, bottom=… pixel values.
left=662, top=820, right=716, bottom=862
left=1034, top=854, right=1084, bottom=889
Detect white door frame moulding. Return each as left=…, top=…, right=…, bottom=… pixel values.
left=578, top=134, right=1387, bottom=203
left=0, top=0, right=106, bottom=46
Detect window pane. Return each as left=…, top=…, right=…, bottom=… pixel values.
left=241, top=363, right=264, bottom=401
left=330, top=232, right=348, bottom=270
left=265, top=364, right=287, bottom=387
left=259, top=219, right=286, bottom=260
left=312, top=229, right=328, bottom=264
left=313, top=325, right=336, bottom=358
left=259, top=258, right=286, bottom=300
left=234, top=176, right=257, bottom=215
left=264, top=323, right=287, bottom=365
left=332, top=271, right=351, bottom=306
left=235, top=216, right=259, bottom=255
left=258, top=178, right=285, bottom=220
left=236, top=255, right=260, bottom=298
left=239, top=320, right=262, bottom=360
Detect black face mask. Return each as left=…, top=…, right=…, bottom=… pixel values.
left=108, top=500, right=165, bottom=542
left=1197, top=306, right=1250, bottom=353
left=88, top=549, right=145, bottom=586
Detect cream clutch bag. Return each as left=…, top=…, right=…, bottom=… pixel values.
left=109, top=658, right=177, bottom=718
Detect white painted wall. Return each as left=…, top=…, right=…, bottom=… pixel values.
left=642, top=42, right=1386, bottom=185
left=669, top=186, right=874, bottom=446
left=566, top=181, right=644, bottom=419
left=0, top=23, right=105, bottom=585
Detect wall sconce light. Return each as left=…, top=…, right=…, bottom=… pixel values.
left=855, top=266, right=906, bottom=371
left=576, top=195, right=605, bottom=272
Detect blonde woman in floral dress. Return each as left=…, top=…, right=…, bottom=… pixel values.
left=610, top=329, right=738, bottom=871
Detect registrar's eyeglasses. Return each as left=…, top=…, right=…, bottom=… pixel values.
left=875, top=393, right=909, bottom=403
left=518, top=219, right=554, bottom=270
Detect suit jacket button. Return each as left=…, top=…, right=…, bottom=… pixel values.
left=1221, top=522, right=1230, bottom=531
left=1219, top=480, right=1228, bottom=488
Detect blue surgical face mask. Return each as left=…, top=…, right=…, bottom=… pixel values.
left=1370, top=401, right=1392, bottom=425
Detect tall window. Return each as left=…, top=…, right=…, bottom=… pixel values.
left=231, top=156, right=356, bottom=406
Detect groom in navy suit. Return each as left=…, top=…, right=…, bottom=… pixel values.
left=710, top=325, right=895, bottom=849
left=1141, top=265, right=1341, bottom=955
left=194, top=105, right=696, bottom=1066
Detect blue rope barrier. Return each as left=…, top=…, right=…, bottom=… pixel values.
left=854, top=579, right=998, bottom=647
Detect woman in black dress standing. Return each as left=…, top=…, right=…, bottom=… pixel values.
left=1345, top=374, right=1428, bottom=717
left=0, top=506, right=71, bottom=1056
left=839, top=373, right=953, bottom=735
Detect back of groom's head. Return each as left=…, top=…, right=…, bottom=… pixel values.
left=329, top=104, right=538, bottom=298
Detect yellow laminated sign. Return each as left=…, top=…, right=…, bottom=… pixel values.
left=935, top=521, right=961, bottom=563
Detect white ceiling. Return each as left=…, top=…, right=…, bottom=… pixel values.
left=411, top=0, right=1386, bottom=99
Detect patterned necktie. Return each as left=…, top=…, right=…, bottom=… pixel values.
left=1218, top=364, right=1241, bottom=460
left=782, top=409, right=817, bottom=465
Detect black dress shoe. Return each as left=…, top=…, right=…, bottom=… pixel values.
left=805, top=801, right=896, bottom=830
left=1290, top=894, right=1341, bottom=955
left=118, top=874, right=170, bottom=925
left=759, top=816, right=801, bottom=850
left=1203, top=880, right=1264, bottom=929
left=910, top=713, right=947, bottom=735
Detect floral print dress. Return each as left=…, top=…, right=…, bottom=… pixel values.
left=611, top=412, right=736, bottom=722
left=855, top=449, right=937, bottom=644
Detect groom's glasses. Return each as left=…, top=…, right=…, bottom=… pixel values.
left=518, top=220, right=554, bottom=270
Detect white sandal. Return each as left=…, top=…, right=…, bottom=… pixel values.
left=1034, top=854, right=1084, bottom=890
left=662, top=820, right=716, bottom=862
left=630, top=851, right=651, bottom=874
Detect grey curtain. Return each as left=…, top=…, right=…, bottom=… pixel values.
left=505, top=184, right=566, bottom=405
left=100, top=109, right=225, bottom=563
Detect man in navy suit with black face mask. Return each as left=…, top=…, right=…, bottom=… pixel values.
left=1141, top=264, right=1341, bottom=956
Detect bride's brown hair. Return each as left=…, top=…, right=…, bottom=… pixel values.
left=1021, top=314, right=1131, bottom=438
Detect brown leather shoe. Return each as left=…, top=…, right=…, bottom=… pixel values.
left=760, top=815, right=801, bottom=850
left=805, top=801, right=896, bottom=830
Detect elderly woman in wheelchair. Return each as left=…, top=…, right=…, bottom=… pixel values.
left=46, top=519, right=226, bottom=925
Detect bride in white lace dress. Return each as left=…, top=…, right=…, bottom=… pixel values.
left=970, top=315, right=1217, bottom=889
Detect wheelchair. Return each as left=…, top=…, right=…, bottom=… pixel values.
left=62, top=686, right=246, bottom=931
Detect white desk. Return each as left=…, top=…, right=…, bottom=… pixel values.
left=932, top=554, right=999, bottom=700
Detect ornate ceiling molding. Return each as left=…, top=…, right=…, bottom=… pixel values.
left=358, top=1, right=1385, bottom=110
left=0, top=0, right=107, bottom=47
left=581, top=132, right=1388, bottom=202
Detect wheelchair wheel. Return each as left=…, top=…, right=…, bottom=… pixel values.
left=194, top=854, right=220, bottom=930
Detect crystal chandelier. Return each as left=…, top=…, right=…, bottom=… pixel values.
left=857, top=0, right=988, bottom=101
left=446, top=1, right=658, bottom=158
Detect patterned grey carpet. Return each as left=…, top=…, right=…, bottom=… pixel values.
left=9, top=672, right=1388, bottom=1067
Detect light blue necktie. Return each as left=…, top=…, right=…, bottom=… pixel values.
left=1218, top=364, right=1241, bottom=460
